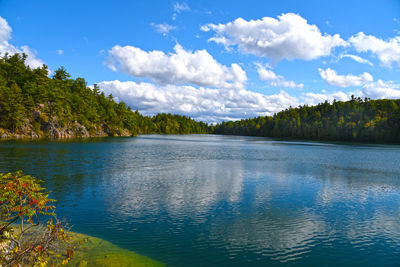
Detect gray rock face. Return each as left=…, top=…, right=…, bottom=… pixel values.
left=0, top=107, right=132, bottom=139
left=19, top=119, right=32, bottom=134
left=72, top=122, right=89, bottom=138
left=42, top=120, right=90, bottom=139
left=48, top=128, right=62, bottom=139
left=30, top=131, right=39, bottom=139
left=42, top=117, right=60, bottom=138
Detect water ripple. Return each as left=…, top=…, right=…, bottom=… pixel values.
left=1, top=135, right=400, bottom=266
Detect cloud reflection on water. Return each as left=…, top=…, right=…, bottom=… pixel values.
left=1, top=136, right=400, bottom=265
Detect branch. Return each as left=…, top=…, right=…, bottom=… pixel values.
left=0, top=216, right=19, bottom=233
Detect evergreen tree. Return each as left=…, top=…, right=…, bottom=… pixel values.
left=0, top=53, right=211, bottom=137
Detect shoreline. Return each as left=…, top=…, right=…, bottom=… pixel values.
left=1, top=132, right=399, bottom=145
left=5, top=225, right=164, bottom=267
left=65, top=231, right=164, bottom=267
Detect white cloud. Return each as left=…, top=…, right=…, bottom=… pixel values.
left=173, top=2, right=190, bottom=13
left=302, top=90, right=349, bottom=106
left=173, top=2, right=190, bottom=20
left=0, top=16, right=44, bottom=69
left=356, top=80, right=400, bottom=99
left=349, top=32, right=400, bottom=67
left=302, top=80, right=400, bottom=106
left=338, top=54, right=373, bottom=66
left=106, top=44, right=247, bottom=89
left=201, top=13, right=347, bottom=62
left=151, top=23, right=177, bottom=36
left=56, top=49, right=63, bottom=55
left=98, top=80, right=298, bottom=122
left=256, top=64, right=304, bottom=89
left=98, top=78, right=400, bottom=122
left=0, top=16, right=11, bottom=42
left=318, top=68, right=373, bottom=87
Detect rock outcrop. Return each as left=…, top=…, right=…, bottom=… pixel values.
left=0, top=110, right=132, bottom=140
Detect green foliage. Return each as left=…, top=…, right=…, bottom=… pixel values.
left=138, top=113, right=210, bottom=135
left=214, top=98, right=400, bottom=143
left=0, top=53, right=211, bottom=137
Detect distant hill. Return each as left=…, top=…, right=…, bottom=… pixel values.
left=214, top=97, right=400, bottom=143
left=0, top=53, right=210, bottom=139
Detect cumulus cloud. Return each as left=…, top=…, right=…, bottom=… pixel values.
left=338, top=54, right=373, bottom=66
left=356, top=80, right=400, bottom=99
left=318, top=68, right=373, bottom=87
left=151, top=23, right=177, bottom=36
left=0, top=16, right=44, bottom=68
left=302, top=90, right=349, bottom=106
left=303, top=80, right=400, bottom=106
left=56, top=49, right=63, bottom=55
left=106, top=44, right=247, bottom=89
left=256, top=64, right=304, bottom=89
left=97, top=78, right=400, bottom=122
left=349, top=32, right=400, bottom=67
left=98, top=80, right=298, bottom=122
left=201, top=13, right=347, bottom=62
left=0, top=17, right=11, bottom=42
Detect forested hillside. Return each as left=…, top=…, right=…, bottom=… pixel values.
left=0, top=53, right=210, bottom=139
left=2, top=53, right=399, bottom=143
left=214, top=97, right=400, bottom=143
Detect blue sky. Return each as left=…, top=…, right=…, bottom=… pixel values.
left=1, top=0, right=400, bottom=122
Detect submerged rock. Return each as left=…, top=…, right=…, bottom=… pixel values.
left=66, top=232, right=164, bottom=267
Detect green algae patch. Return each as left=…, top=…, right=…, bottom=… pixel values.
left=66, top=232, right=164, bottom=267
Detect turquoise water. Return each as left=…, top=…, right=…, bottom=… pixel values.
left=1, top=135, right=400, bottom=266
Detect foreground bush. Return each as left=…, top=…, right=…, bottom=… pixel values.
left=0, top=171, right=72, bottom=266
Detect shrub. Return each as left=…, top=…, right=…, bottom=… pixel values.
left=0, top=171, right=72, bottom=266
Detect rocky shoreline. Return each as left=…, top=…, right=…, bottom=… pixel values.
left=0, top=117, right=132, bottom=140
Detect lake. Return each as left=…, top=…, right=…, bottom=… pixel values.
left=1, top=135, right=400, bottom=266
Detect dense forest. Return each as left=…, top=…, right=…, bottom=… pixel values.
left=1, top=53, right=399, bottom=143
left=214, top=97, right=400, bottom=143
left=0, top=53, right=210, bottom=138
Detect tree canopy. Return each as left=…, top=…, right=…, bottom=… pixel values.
left=2, top=53, right=399, bottom=143
left=0, top=53, right=211, bottom=138
left=214, top=98, right=400, bottom=143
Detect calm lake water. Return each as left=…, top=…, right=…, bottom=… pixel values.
left=1, top=135, right=400, bottom=266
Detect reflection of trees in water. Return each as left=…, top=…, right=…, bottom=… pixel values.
left=0, top=140, right=116, bottom=203
left=1, top=137, right=400, bottom=264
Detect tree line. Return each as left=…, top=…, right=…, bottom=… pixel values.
left=0, top=53, right=211, bottom=137
left=2, top=53, right=399, bottom=143
left=214, top=97, right=400, bottom=143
